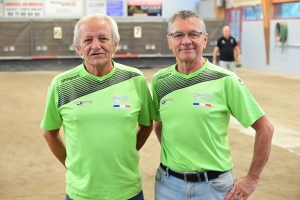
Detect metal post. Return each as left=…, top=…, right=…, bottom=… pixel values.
left=162, top=19, right=167, bottom=55
left=30, top=20, right=34, bottom=56
left=130, top=19, right=134, bottom=54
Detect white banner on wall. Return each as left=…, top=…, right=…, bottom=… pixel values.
left=44, top=0, right=83, bottom=18
left=4, top=0, right=43, bottom=18
left=86, top=0, right=106, bottom=15
left=225, top=0, right=261, bottom=8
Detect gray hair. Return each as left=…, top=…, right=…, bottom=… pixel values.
left=168, top=10, right=206, bottom=34
left=73, top=13, right=120, bottom=47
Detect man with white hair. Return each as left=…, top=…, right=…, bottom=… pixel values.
left=40, top=13, right=154, bottom=200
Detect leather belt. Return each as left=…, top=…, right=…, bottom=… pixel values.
left=160, top=163, right=225, bottom=182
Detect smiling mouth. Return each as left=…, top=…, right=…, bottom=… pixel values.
left=180, top=49, right=194, bottom=51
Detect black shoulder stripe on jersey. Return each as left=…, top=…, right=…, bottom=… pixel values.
left=154, top=68, right=229, bottom=103
left=57, top=68, right=140, bottom=108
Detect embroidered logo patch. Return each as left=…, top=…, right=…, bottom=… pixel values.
left=193, top=93, right=211, bottom=100
left=111, top=96, right=129, bottom=103
left=238, top=78, right=244, bottom=85
left=73, top=100, right=92, bottom=107
left=161, top=98, right=173, bottom=105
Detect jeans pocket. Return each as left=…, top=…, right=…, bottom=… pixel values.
left=209, top=171, right=234, bottom=191
left=155, top=167, right=165, bottom=183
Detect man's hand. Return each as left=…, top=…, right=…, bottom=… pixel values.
left=236, top=55, right=241, bottom=63
left=226, top=175, right=258, bottom=200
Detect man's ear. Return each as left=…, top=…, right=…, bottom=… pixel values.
left=203, top=33, right=208, bottom=50
left=166, top=35, right=172, bottom=49
left=75, top=44, right=81, bottom=56
left=114, top=42, right=119, bottom=53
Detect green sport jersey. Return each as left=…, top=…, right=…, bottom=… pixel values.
left=151, top=59, right=264, bottom=172
left=40, top=61, right=154, bottom=200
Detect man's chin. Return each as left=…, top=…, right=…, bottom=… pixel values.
left=85, top=58, right=107, bottom=67
left=179, top=56, right=196, bottom=62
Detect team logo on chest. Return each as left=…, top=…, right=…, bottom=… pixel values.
left=111, top=95, right=131, bottom=109
left=192, top=93, right=212, bottom=108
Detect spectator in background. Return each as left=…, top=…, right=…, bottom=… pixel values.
left=213, top=25, right=241, bottom=73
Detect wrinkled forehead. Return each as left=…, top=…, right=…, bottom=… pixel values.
left=170, top=17, right=202, bottom=32
left=79, top=19, right=112, bottom=37
left=79, top=19, right=110, bottom=31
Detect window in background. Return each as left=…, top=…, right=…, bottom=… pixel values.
left=242, top=7, right=245, bottom=21
left=245, top=6, right=263, bottom=20
left=275, top=2, right=300, bottom=18
left=228, top=9, right=241, bottom=42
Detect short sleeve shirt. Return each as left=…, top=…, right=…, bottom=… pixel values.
left=151, top=59, right=264, bottom=172
left=40, top=61, right=155, bottom=199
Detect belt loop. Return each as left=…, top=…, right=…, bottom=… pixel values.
left=197, top=174, right=201, bottom=182
left=203, top=172, right=209, bottom=182
left=165, top=167, right=170, bottom=178
left=183, top=173, right=187, bottom=182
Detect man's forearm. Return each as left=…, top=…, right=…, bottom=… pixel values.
left=248, top=117, right=274, bottom=181
left=212, top=47, right=219, bottom=63
left=154, top=121, right=162, bottom=143
left=236, top=46, right=241, bottom=55
left=213, top=52, right=217, bottom=61
left=136, top=121, right=153, bottom=151
left=43, top=130, right=67, bottom=167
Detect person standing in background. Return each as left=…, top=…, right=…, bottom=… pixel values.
left=40, top=13, right=155, bottom=200
left=213, top=25, right=241, bottom=73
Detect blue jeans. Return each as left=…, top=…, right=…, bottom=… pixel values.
left=65, top=190, right=144, bottom=200
left=155, top=165, right=234, bottom=200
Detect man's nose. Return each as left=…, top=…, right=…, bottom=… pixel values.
left=181, top=34, right=192, bottom=44
left=91, top=38, right=101, bottom=49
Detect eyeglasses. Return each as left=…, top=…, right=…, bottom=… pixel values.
left=169, top=31, right=204, bottom=40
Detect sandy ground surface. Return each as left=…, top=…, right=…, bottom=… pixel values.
left=0, top=67, right=299, bottom=200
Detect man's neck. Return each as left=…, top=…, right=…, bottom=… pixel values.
left=176, top=58, right=206, bottom=75
left=84, top=61, right=114, bottom=77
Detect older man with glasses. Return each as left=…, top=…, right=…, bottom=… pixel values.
left=151, top=10, right=273, bottom=200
